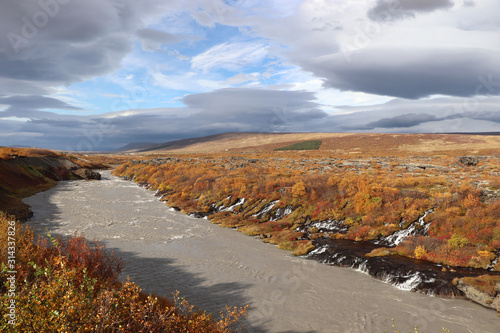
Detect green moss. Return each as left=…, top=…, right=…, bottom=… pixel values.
left=275, top=140, right=322, bottom=151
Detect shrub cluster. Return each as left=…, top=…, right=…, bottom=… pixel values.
left=0, top=213, right=247, bottom=332
left=113, top=154, right=500, bottom=270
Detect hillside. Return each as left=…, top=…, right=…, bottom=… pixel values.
left=0, top=148, right=104, bottom=220
left=122, top=132, right=500, bottom=155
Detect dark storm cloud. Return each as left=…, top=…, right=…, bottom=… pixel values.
left=320, top=96, right=500, bottom=132
left=360, top=110, right=500, bottom=130
left=366, top=113, right=438, bottom=129
left=183, top=88, right=327, bottom=132
left=0, top=95, right=81, bottom=111
left=301, top=48, right=500, bottom=99
left=0, top=78, right=50, bottom=95
left=3, top=93, right=500, bottom=150
left=1, top=88, right=327, bottom=150
left=137, top=28, right=199, bottom=51
left=0, top=0, right=174, bottom=90
left=368, top=0, right=454, bottom=21
left=183, top=88, right=321, bottom=113
left=137, top=28, right=180, bottom=42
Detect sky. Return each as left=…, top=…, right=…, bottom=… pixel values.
left=0, top=0, right=499, bottom=151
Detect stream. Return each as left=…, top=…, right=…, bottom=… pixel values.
left=23, top=171, right=499, bottom=332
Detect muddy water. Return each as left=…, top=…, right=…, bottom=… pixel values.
left=24, top=171, right=499, bottom=333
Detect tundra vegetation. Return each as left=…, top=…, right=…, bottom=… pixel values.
left=1, top=133, right=500, bottom=328
left=0, top=147, right=247, bottom=332
left=111, top=134, right=500, bottom=305
left=274, top=140, right=322, bottom=151
left=113, top=152, right=500, bottom=270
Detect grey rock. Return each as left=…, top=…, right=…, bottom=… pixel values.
left=456, top=279, right=500, bottom=311
left=73, top=168, right=101, bottom=180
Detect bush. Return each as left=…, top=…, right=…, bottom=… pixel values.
left=0, top=215, right=247, bottom=332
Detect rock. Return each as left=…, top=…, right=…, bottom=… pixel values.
left=188, top=212, right=207, bottom=218
left=73, top=168, right=101, bottom=180
left=458, top=156, right=479, bottom=166
left=456, top=279, right=500, bottom=311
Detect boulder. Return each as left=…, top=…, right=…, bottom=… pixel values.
left=458, top=156, right=479, bottom=166
left=73, top=168, right=101, bottom=180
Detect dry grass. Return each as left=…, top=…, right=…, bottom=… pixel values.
left=139, top=133, right=500, bottom=156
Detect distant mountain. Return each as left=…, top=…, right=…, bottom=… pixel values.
left=10, top=145, right=32, bottom=148
left=448, top=132, right=500, bottom=136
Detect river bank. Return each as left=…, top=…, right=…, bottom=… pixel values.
left=24, top=171, right=500, bottom=332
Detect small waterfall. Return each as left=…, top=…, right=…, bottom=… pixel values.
left=296, top=219, right=350, bottom=235
left=487, top=250, right=500, bottom=271
left=374, top=209, right=434, bottom=247
left=303, top=238, right=482, bottom=296
left=220, top=198, right=246, bottom=212
left=252, top=200, right=279, bottom=218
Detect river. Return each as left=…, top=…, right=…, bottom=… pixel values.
left=23, top=171, right=499, bottom=332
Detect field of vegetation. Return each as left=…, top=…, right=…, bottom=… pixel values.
left=0, top=214, right=247, bottom=332
left=274, top=140, right=322, bottom=151
left=1, top=134, right=500, bottom=327
left=112, top=149, right=500, bottom=280
left=0, top=148, right=247, bottom=331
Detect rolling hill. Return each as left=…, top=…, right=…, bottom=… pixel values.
left=117, top=132, right=500, bottom=156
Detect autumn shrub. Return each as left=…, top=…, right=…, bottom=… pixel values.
left=414, top=245, right=427, bottom=259
left=461, top=275, right=500, bottom=297
left=0, top=147, right=64, bottom=160
left=0, top=214, right=247, bottom=332
left=112, top=154, right=500, bottom=269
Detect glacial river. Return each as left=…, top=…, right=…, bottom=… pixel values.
left=24, top=171, right=499, bottom=332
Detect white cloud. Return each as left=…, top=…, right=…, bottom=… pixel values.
left=191, top=42, right=269, bottom=72
left=224, top=73, right=260, bottom=85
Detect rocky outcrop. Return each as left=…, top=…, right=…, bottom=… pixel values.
left=458, top=156, right=481, bottom=166
left=72, top=168, right=102, bottom=180
left=307, top=238, right=500, bottom=298
left=7, top=156, right=79, bottom=180
left=455, top=279, right=500, bottom=315
left=0, top=156, right=101, bottom=219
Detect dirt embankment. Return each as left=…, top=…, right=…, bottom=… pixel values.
left=0, top=156, right=101, bottom=220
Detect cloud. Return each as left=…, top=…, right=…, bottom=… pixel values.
left=1, top=0, right=499, bottom=150
left=182, top=88, right=327, bottom=132
left=137, top=28, right=200, bottom=51
left=0, top=95, right=81, bottom=111
left=322, top=95, right=500, bottom=132
left=300, top=48, right=500, bottom=99
left=368, top=0, right=454, bottom=21
left=191, top=42, right=269, bottom=72
left=2, top=91, right=500, bottom=150
left=365, top=111, right=500, bottom=130
left=0, top=88, right=326, bottom=150
left=366, top=113, right=438, bottom=129
left=0, top=0, right=176, bottom=94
